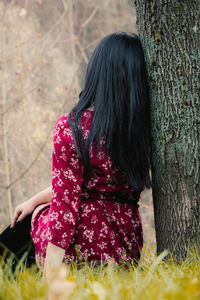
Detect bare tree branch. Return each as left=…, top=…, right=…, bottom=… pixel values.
left=80, top=7, right=98, bottom=29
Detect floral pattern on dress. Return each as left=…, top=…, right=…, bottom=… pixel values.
left=30, top=110, right=144, bottom=269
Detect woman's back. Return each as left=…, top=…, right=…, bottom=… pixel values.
left=31, top=109, right=144, bottom=268
left=81, top=110, right=142, bottom=199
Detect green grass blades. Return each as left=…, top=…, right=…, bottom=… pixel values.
left=0, top=247, right=200, bottom=300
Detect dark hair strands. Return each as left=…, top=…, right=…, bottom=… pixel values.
left=68, top=32, right=152, bottom=190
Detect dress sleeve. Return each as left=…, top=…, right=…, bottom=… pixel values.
left=46, top=114, right=84, bottom=250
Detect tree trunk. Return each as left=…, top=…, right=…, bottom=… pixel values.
left=1, top=10, right=13, bottom=223
left=134, top=0, right=200, bottom=262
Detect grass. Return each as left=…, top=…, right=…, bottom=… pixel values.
left=0, top=244, right=200, bottom=300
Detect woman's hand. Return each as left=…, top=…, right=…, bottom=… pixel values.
left=10, top=198, right=36, bottom=228
left=10, top=186, right=52, bottom=229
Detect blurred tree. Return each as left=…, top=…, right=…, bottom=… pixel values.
left=134, top=0, right=199, bottom=262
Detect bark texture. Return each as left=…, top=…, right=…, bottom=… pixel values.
left=134, top=0, right=200, bottom=262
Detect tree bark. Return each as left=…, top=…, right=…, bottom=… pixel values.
left=134, top=0, right=200, bottom=262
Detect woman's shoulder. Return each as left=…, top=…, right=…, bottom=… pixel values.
left=53, top=109, right=93, bottom=141
left=54, top=112, right=69, bottom=129
left=52, top=113, right=72, bottom=146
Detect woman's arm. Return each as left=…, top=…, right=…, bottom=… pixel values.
left=11, top=186, right=52, bottom=228
left=32, top=186, right=52, bottom=206
left=44, top=115, right=83, bottom=278
left=46, top=115, right=84, bottom=252
left=43, top=242, right=65, bottom=282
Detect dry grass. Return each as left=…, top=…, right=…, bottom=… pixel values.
left=0, top=244, right=199, bottom=300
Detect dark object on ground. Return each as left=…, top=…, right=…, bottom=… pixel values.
left=0, top=213, right=37, bottom=272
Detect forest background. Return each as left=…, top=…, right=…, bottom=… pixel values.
left=0, top=0, right=155, bottom=254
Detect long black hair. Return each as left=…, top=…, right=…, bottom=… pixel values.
left=68, top=32, right=151, bottom=190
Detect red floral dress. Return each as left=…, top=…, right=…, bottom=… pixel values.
left=30, top=109, right=144, bottom=269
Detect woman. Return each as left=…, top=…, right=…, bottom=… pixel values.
left=0, top=32, right=151, bottom=275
